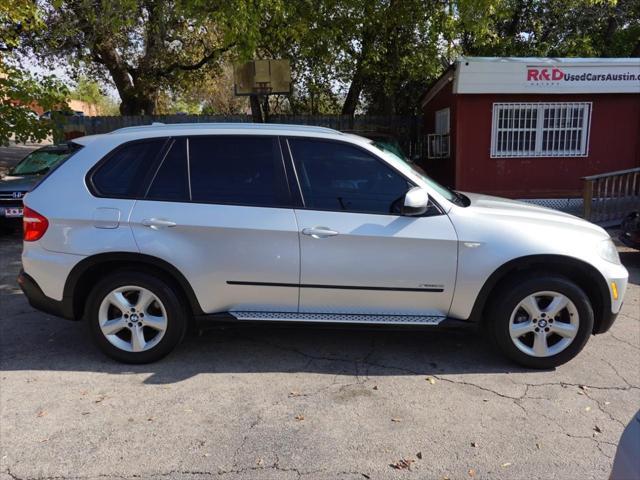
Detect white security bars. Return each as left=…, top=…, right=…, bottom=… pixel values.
left=491, top=102, right=592, bottom=158
left=428, top=108, right=451, bottom=159
left=427, top=133, right=450, bottom=159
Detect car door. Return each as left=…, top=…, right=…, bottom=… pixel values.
left=286, top=137, right=458, bottom=317
left=130, top=135, right=300, bottom=314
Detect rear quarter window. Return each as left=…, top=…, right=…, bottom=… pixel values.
left=89, top=139, right=167, bottom=198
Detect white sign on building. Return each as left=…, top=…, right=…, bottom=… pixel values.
left=454, top=57, right=640, bottom=94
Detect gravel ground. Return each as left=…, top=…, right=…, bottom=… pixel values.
left=0, top=146, right=638, bottom=480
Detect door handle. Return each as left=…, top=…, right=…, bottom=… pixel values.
left=301, top=226, right=339, bottom=238
left=142, top=218, right=177, bottom=229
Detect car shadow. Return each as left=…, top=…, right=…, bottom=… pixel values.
left=0, top=301, right=537, bottom=384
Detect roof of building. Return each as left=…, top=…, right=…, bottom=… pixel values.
left=456, top=56, right=640, bottom=65
left=422, top=56, right=640, bottom=106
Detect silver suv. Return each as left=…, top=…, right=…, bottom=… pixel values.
left=18, top=124, right=628, bottom=367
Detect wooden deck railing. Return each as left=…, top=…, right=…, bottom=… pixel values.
left=583, top=167, right=640, bottom=225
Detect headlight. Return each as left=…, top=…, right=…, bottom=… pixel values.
left=598, top=238, right=621, bottom=264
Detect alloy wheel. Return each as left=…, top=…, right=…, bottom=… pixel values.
left=98, top=286, right=168, bottom=353
left=509, top=291, right=579, bottom=358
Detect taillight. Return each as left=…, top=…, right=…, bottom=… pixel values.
left=23, top=206, right=49, bottom=242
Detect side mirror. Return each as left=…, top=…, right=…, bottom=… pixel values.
left=402, top=187, right=429, bottom=216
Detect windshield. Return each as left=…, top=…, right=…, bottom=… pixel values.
left=370, top=141, right=464, bottom=205
left=372, top=140, right=406, bottom=160
left=9, top=146, right=75, bottom=176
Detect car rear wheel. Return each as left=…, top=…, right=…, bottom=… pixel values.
left=86, top=271, right=188, bottom=363
left=489, top=275, right=594, bottom=369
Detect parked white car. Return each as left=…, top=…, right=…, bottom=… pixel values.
left=18, top=124, right=628, bottom=366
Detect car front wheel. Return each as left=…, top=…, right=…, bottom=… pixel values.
left=86, top=271, right=188, bottom=363
left=489, top=275, right=594, bottom=369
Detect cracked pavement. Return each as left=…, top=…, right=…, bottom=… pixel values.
left=1, top=148, right=639, bottom=478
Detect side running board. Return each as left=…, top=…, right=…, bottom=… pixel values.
left=229, top=311, right=445, bottom=326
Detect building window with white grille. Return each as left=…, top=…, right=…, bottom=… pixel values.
left=491, top=102, right=591, bottom=158
left=435, top=108, right=450, bottom=135
left=428, top=108, right=450, bottom=159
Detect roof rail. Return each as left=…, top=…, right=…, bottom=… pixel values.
left=110, top=122, right=342, bottom=135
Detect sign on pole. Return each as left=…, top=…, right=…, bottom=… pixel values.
left=233, top=60, right=292, bottom=96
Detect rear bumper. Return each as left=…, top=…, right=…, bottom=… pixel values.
left=18, top=270, right=74, bottom=320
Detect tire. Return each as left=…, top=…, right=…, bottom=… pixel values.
left=488, top=274, right=594, bottom=369
left=86, top=270, right=188, bottom=363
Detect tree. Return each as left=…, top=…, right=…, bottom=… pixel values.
left=198, top=64, right=247, bottom=115
left=27, top=0, right=282, bottom=115
left=258, top=0, right=499, bottom=115
left=356, top=0, right=447, bottom=115
left=453, top=0, right=640, bottom=58
left=70, top=76, right=120, bottom=115
left=1, top=0, right=69, bottom=146
left=255, top=0, right=347, bottom=115
left=22, top=0, right=640, bottom=119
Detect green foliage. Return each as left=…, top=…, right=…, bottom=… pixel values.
left=1, top=0, right=41, bottom=51
left=70, top=76, right=120, bottom=115
left=191, top=64, right=246, bottom=115
left=27, top=0, right=285, bottom=115
left=259, top=0, right=493, bottom=115
left=19, top=0, right=640, bottom=117
left=453, top=0, right=640, bottom=58
left=1, top=2, right=69, bottom=146
left=0, top=65, right=69, bottom=146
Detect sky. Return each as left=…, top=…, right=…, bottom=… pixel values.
left=19, top=53, right=120, bottom=100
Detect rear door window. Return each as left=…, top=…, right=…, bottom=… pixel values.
left=90, top=139, right=166, bottom=198
left=188, top=136, right=289, bottom=207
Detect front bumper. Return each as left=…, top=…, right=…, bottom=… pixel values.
left=18, top=270, right=73, bottom=319
left=592, top=261, right=628, bottom=334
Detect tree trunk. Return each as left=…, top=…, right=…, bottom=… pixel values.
left=118, top=87, right=156, bottom=115
left=341, top=67, right=364, bottom=116
left=505, top=1, right=524, bottom=38
left=341, top=30, right=373, bottom=117
left=602, top=0, right=624, bottom=56
left=94, top=43, right=157, bottom=115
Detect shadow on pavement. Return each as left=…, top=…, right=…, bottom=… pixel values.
left=0, top=311, right=533, bottom=384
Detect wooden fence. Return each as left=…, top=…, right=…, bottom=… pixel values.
left=582, top=167, right=640, bottom=225
left=60, top=114, right=426, bottom=159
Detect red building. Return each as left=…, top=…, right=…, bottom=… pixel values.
left=421, top=57, right=640, bottom=199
